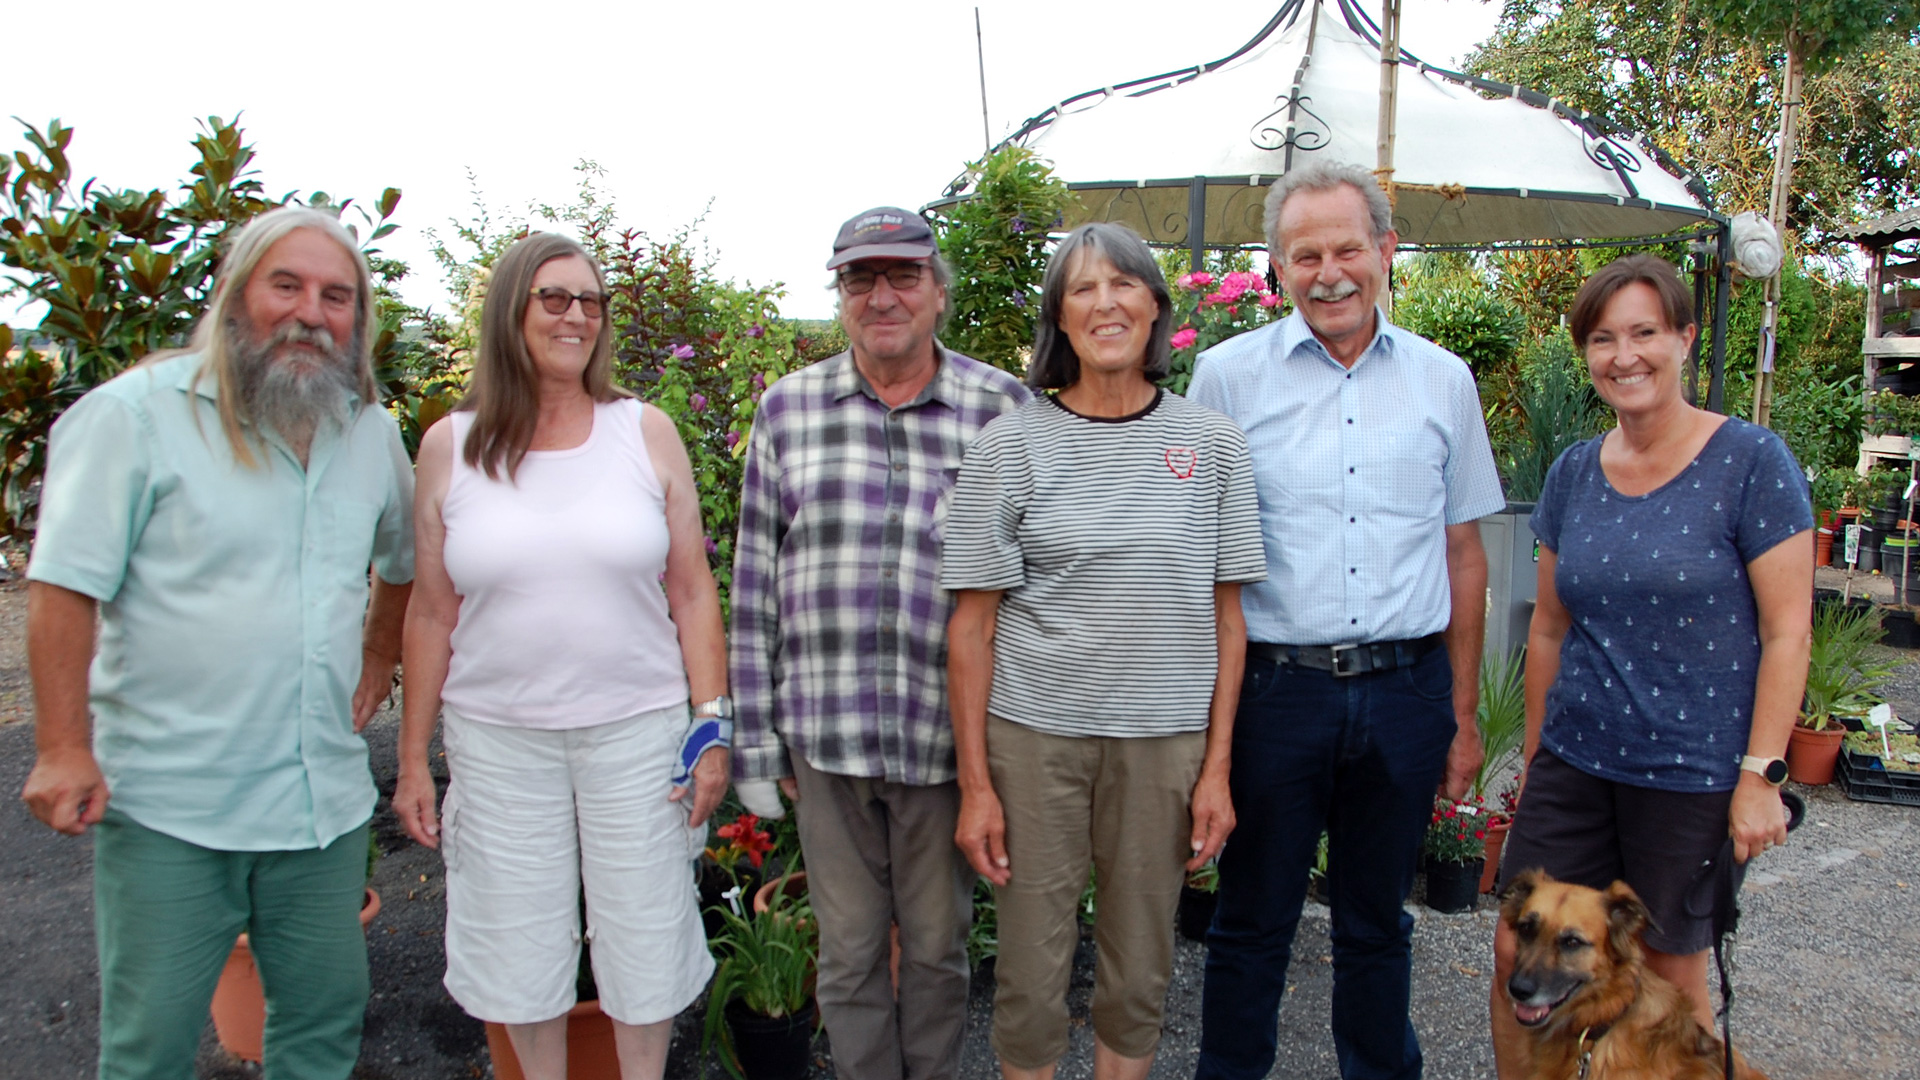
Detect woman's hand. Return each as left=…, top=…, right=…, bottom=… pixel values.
left=393, top=765, right=441, bottom=850
left=1729, top=773, right=1788, bottom=864
left=671, top=746, right=730, bottom=827
left=956, top=786, right=1011, bottom=886
left=1186, top=764, right=1236, bottom=871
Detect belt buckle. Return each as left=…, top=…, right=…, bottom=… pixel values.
left=1329, top=643, right=1362, bottom=677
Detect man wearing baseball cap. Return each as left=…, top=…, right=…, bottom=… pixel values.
left=729, top=208, right=1028, bottom=1079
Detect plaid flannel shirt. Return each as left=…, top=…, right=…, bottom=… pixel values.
left=729, top=346, right=1030, bottom=785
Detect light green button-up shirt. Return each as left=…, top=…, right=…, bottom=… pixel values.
left=27, top=352, right=415, bottom=851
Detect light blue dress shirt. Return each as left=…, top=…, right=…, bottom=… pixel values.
left=1188, top=310, right=1505, bottom=646
left=28, top=352, right=415, bottom=851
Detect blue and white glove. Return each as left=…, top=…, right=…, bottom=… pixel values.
left=672, top=717, right=732, bottom=789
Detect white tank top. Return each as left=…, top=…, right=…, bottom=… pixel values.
left=440, top=400, right=688, bottom=728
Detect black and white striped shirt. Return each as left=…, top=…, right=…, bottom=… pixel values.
left=940, top=390, right=1266, bottom=738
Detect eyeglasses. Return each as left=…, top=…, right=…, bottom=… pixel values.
left=836, top=264, right=927, bottom=295
left=529, top=287, right=610, bottom=318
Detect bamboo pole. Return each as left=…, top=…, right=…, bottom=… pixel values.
left=1752, top=36, right=1803, bottom=428
left=1376, top=0, right=1401, bottom=320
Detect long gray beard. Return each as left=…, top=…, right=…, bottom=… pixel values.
left=229, top=320, right=359, bottom=459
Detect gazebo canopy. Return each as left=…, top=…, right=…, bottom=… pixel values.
left=928, top=0, right=1719, bottom=251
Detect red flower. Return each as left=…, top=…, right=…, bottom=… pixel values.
left=716, top=812, right=774, bottom=868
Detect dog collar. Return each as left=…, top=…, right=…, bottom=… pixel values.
left=1575, top=1023, right=1613, bottom=1080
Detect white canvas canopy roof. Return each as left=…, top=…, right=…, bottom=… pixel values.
left=928, top=0, right=1720, bottom=249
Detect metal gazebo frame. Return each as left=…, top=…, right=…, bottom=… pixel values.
left=925, top=0, right=1736, bottom=409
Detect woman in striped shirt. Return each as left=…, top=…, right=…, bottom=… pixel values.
left=943, top=222, right=1267, bottom=1080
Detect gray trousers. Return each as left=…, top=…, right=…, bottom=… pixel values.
left=790, top=754, right=974, bottom=1080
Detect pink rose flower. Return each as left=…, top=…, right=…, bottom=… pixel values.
left=1170, top=326, right=1199, bottom=350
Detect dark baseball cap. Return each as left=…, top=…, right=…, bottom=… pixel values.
left=825, top=207, right=938, bottom=270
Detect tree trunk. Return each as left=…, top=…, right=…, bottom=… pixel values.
left=1751, top=36, right=1803, bottom=427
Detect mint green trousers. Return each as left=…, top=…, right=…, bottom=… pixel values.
left=93, top=810, right=371, bottom=1080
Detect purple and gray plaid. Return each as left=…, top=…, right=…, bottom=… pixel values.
left=729, top=348, right=1031, bottom=785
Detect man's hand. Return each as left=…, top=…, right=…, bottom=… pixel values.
left=1441, top=720, right=1483, bottom=802
left=670, top=747, right=731, bottom=827
left=392, top=766, right=440, bottom=849
left=1729, top=774, right=1788, bottom=864
left=352, top=653, right=398, bottom=733
left=956, top=786, right=1011, bottom=886
left=22, top=745, right=110, bottom=835
left=1186, top=765, right=1236, bottom=871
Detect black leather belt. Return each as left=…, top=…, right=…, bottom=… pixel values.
left=1247, top=633, right=1444, bottom=678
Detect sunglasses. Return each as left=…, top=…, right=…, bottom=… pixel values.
left=529, top=287, right=610, bottom=318
left=837, top=264, right=927, bottom=295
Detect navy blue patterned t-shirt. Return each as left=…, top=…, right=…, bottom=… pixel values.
left=1530, top=418, right=1811, bottom=792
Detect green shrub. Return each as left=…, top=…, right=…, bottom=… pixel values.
left=0, top=116, right=438, bottom=532
left=932, top=147, right=1073, bottom=375
left=1502, top=337, right=1606, bottom=501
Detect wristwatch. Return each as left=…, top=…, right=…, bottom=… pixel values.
left=692, top=695, right=734, bottom=721
left=1740, top=755, right=1789, bottom=786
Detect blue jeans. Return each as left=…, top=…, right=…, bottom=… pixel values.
left=1196, top=645, right=1456, bottom=1080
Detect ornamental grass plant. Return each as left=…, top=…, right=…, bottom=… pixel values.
left=1803, top=601, right=1899, bottom=731
left=701, top=870, right=818, bottom=1080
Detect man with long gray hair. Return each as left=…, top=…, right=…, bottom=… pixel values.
left=1188, top=161, right=1503, bottom=1080
left=20, top=205, right=415, bottom=1078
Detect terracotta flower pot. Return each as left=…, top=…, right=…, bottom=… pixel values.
left=1479, top=819, right=1512, bottom=894
left=211, top=887, right=380, bottom=1063
left=484, top=999, right=620, bottom=1080
left=1787, top=724, right=1846, bottom=786
left=1815, top=528, right=1834, bottom=567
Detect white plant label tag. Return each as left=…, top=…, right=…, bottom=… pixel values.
left=1868, top=703, right=1894, bottom=728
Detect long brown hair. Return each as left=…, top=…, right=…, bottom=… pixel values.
left=459, top=233, right=626, bottom=480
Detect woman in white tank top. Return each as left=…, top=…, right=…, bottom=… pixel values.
left=393, top=234, right=728, bottom=1080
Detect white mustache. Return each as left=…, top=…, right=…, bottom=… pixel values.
left=1308, top=280, right=1360, bottom=302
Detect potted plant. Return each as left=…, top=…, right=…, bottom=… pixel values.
left=1472, top=647, right=1526, bottom=893
left=1178, top=861, right=1219, bottom=943
left=1421, top=795, right=1488, bottom=914
left=211, top=832, right=382, bottom=1063
left=703, top=871, right=819, bottom=1080
left=1811, top=466, right=1863, bottom=566
left=701, top=811, right=777, bottom=939
left=967, top=879, right=999, bottom=976
left=1793, top=602, right=1901, bottom=784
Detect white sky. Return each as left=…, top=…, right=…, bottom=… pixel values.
left=4, top=0, right=1501, bottom=325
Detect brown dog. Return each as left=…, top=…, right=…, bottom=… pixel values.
left=1499, top=870, right=1767, bottom=1080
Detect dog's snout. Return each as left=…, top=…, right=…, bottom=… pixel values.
left=1507, top=972, right=1538, bottom=1001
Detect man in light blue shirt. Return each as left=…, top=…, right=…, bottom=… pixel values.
left=1187, top=162, right=1505, bottom=1080
left=20, top=207, right=414, bottom=1080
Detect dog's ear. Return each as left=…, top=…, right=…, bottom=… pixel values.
left=1499, top=868, right=1544, bottom=927
left=1602, top=881, right=1651, bottom=959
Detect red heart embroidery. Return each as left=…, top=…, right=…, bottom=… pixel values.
left=1165, top=447, right=1197, bottom=479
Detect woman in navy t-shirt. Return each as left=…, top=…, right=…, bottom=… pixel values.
left=1489, top=256, right=1812, bottom=1070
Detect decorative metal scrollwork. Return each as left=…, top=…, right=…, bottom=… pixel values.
left=1583, top=131, right=1643, bottom=176
left=1248, top=91, right=1329, bottom=153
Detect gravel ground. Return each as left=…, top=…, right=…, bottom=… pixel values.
left=4, top=568, right=1918, bottom=1079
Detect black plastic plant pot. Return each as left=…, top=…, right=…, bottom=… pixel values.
left=1884, top=608, right=1920, bottom=650
left=1423, top=859, right=1483, bottom=914
left=725, top=998, right=817, bottom=1080
left=1177, top=884, right=1217, bottom=944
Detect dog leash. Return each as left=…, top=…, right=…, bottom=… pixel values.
left=1686, top=789, right=1806, bottom=1080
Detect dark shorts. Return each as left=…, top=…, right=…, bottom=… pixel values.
left=1497, top=748, right=1733, bottom=955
